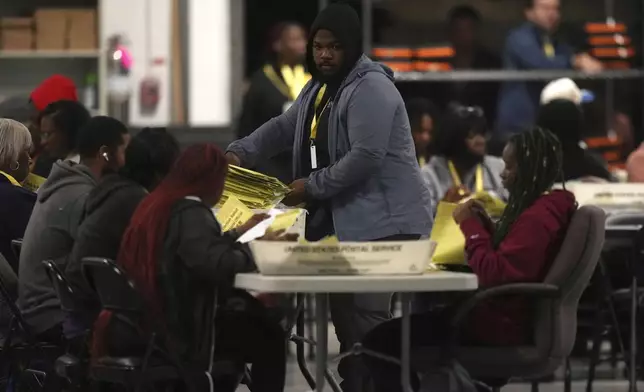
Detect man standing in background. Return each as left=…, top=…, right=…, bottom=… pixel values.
left=236, top=22, right=309, bottom=183
left=495, top=0, right=603, bottom=135
left=227, top=4, right=432, bottom=391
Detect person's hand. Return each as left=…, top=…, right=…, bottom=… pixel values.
left=260, top=229, right=299, bottom=242
left=452, top=199, right=483, bottom=225
left=236, top=213, right=269, bottom=235
left=613, top=112, right=634, bottom=153
left=225, top=152, right=241, bottom=166
left=573, top=53, right=604, bottom=74
left=443, top=186, right=470, bottom=203
left=470, top=201, right=495, bottom=233
left=282, top=178, right=307, bottom=207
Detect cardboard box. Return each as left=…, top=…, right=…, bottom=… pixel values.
left=1, top=28, right=33, bottom=50
left=1, top=17, right=33, bottom=28
left=68, top=9, right=97, bottom=49
left=34, top=9, right=68, bottom=50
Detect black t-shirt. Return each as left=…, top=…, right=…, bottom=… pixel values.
left=301, top=84, right=335, bottom=241
left=301, top=85, right=332, bottom=176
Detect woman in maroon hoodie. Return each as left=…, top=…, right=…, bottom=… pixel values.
left=362, top=126, right=577, bottom=392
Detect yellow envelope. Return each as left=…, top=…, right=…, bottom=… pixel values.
left=22, top=173, right=47, bottom=193
left=429, top=202, right=467, bottom=265
left=269, top=209, right=302, bottom=232
left=429, top=191, right=506, bottom=267
left=215, top=194, right=254, bottom=232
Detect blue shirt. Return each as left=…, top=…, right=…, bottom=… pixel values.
left=496, top=22, right=574, bottom=135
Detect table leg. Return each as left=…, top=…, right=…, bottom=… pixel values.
left=296, top=294, right=316, bottom=389
left=630, top=276, right=638, bottom=392
left=315, top=293, right=329, bottom=392
left=400, top=292, right=414, bottom=392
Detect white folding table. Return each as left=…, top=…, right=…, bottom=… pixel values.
left=235, top=272, right=478, bottom=392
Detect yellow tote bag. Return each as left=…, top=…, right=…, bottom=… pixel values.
left=429, top=191, right=506, bottom=265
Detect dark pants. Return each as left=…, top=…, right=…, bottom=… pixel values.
left=212, top=296, right=287, bottom=392
left=362, top=309, right=451, bottom=392
left=332, top=233, right=421, bottom=392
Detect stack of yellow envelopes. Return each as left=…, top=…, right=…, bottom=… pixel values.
left=217, top=165, right=290, bottom=210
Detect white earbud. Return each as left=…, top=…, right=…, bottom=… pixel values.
left=102, top=152, right=109, bottom=162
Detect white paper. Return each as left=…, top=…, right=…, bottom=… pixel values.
left=236, top=209, right=282, bottom=243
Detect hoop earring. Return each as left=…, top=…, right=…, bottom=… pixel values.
left=9, top=161, right=19, bottom=171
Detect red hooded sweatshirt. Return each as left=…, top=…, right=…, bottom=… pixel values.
left=459, top=190, right=577, bottom=346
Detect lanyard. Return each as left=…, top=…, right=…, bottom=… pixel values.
left=263, top=64, right=311, bottom=101
left=310, top=84, right=330, bottom=140
left=447, top=160, right=483, bottom=193
left=0, top=171, right=21, bottom=186
left=309, top=85, right=330, bottom=169
left=543, top=37, right=555, bottom=58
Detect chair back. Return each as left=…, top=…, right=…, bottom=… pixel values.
left=0, top=253, right=34, bottom=339
left=81, top=257, right=144, bottom=313
left=534, top=205, right=606, bottom=363
left=42, top=260, right=82, bottom=313
left=11, top=239, right=22, bottom=263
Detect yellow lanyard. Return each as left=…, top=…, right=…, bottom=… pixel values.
left=310, top=84, right=330, bottom=141
left=281, top=65, right=310, bottom=100
left=263, top=64, right=311, bottom=101
left=0, top=170, right=21, bottom=186
left=543, top=37, right=555, bottom=58
left=447, top=160, right=484, bottom=193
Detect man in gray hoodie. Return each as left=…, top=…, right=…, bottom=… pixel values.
left=226, top=4, right=432, bottom=391
left=18, top=116, right=130, bottom=341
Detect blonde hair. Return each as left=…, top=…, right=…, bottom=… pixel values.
left=0, top=118, right=32, bottom=168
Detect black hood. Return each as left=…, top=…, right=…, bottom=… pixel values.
left=85, top=174, right=144, bottom=215
left=537, top=99, right=583, bottom=150
left=306, top=3, right=363, bottom=84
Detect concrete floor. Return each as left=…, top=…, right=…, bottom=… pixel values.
left=238, top=323, right=641, bottom=391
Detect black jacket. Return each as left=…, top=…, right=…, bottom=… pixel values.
left=66, top=174, right=147, bottom=297
left=237, top=65, right=296, bottom=183
left=0, top=176, right=36, bottom=270
left=158, top=198, right=256, bottom=364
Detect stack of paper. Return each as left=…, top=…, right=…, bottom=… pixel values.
left=217, top=165, right=290, bottom=209
left=215, top=194, right=305, bottom=243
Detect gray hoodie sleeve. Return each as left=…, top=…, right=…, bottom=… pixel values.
left=226, top=89, right=302, bottom=168
left=305, top=75, right=397, bottom=199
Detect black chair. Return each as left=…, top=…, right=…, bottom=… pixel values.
left=81, top=257, right=187, bottom=390
left=42, top=260, right=90, bottom=391
left=0, top=254, right=62, bottom=391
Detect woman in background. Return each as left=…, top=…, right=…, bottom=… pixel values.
left=422, top=104, right=505, bottom=210
left=236, top=21, right=309, bottom=183
left=0, top=118, right=35, bottom=270
left=96, top=143, right=290, bottom=391
left=405, top=97, right=438, bottom=167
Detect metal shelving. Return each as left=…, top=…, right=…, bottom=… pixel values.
left=394, top=69, right=644, bottom=82
left=0, top=50, right=100, bottom=59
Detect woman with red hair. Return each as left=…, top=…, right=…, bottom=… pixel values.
left=100, top=143, right=288, bottom=391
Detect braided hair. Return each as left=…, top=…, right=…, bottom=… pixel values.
left=493, top=126, right=564, bottom=247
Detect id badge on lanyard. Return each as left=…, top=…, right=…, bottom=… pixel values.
left=310, top=85, right=330, bottom=170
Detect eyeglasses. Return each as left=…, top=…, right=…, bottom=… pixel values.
left=453, top=105, right=484, bottom=119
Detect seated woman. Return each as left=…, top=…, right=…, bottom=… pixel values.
left=363, top=127, right=577, bottom=392
left=0, top=118, right=36, bottom=270
left=96, top=143, right=288, bottom=391
left=421, top=104, right=505, bottom=209
left=537, top=99, right=615, bottom=182
left=31, top=100, right=91, bottom=179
